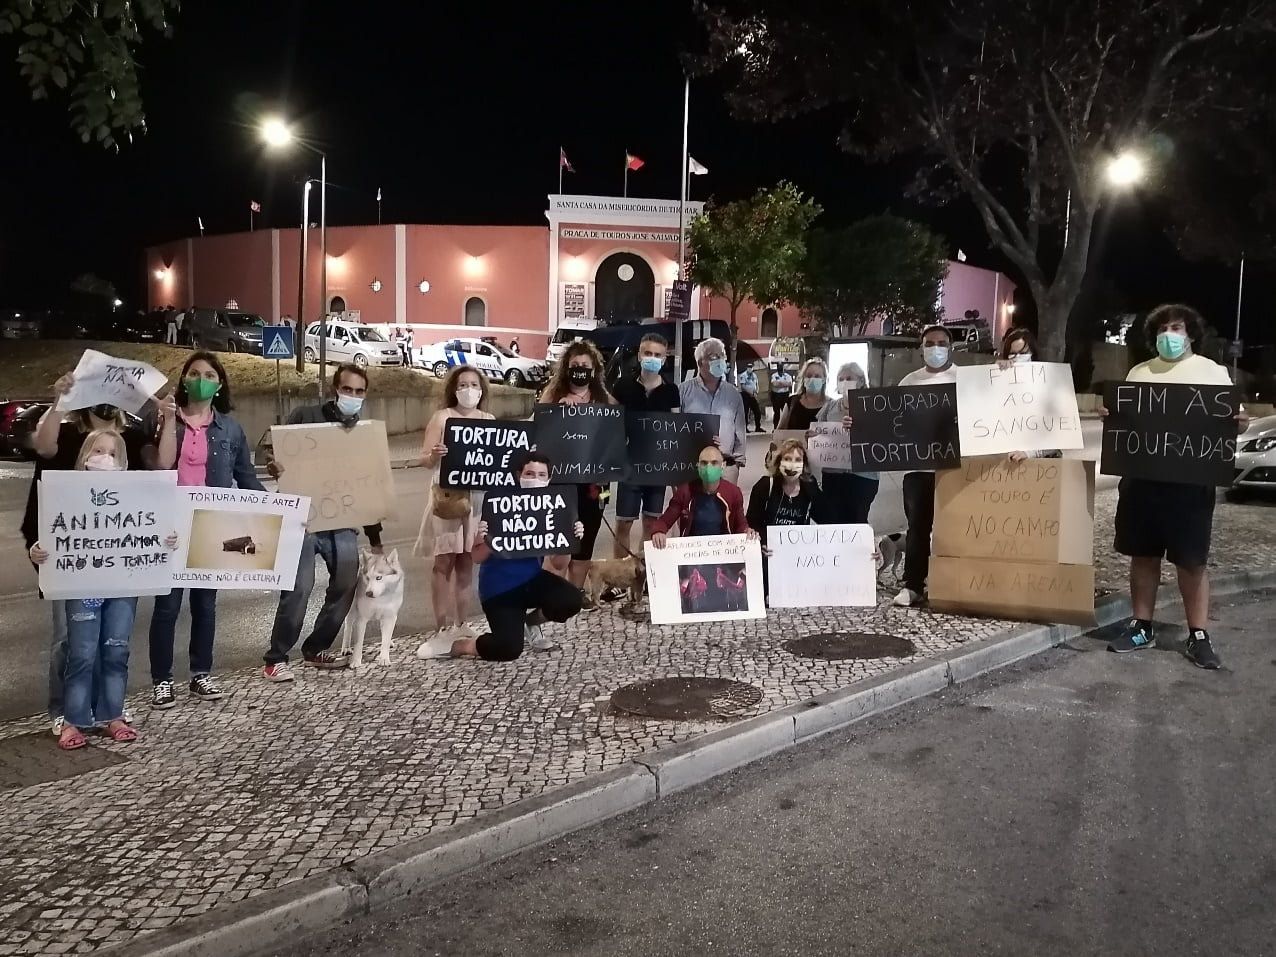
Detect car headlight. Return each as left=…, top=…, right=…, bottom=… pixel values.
left=1241, top=436, right=1276, bottom=453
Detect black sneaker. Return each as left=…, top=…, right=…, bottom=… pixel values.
left=151, top=680, right=177, bottom=710
left=601, top=585, right=627, bottom=603
left=190, top=674, right=227, bottom=700
left=1108, top=618, right=1156, bottom=653
left=303, top=651, right=349, bottom=670
left=1183, top=629, right=1221, bottom=670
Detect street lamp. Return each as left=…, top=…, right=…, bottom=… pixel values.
left=1105, top=151, right=1146, bottom=188
left=260, top=115, right=329, bottom=398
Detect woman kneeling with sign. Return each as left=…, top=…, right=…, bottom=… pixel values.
left=416, top=453, right=584, bottom=661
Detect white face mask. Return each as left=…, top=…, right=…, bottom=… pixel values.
left=923, top=345, right=950, bottom=369
left=456, top=387, right=482, bottom=409
left=838, top=378, right=860, bottom=394
left=85, top=453, right=119, bottom=472
left=779, top=461, right=804, bottom=477
left=1011, top=352, right=1032, bottom=365
left=520, top=477, right=550, bottom=489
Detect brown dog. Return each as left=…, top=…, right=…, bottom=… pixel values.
left=585, top=555, right=645, bottom=607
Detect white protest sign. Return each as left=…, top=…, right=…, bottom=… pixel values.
left=38, top=470, right=178, bottom=599
left=170, top=487, right=310, bottom=590
left=643, top=534, right=765, bottom=625
left=56, top=349, right=168, bottom=415
left=956, top=361, right=1084, bottom=456
left=766, top=523, right=876, bottom=607
left=807, top=422, right=854, bottom=471
left=272, top=420, right=395, bottom=532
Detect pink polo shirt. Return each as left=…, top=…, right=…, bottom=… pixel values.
left=176, top=411, right=212, bottom=487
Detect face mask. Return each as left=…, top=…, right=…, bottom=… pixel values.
left=805, top=377, right=825, bottom=393
left=568, top=368, right=592, bottom=387
left=186, top=377, right=220, bottom=402
left=84, top=454, right=118, bottom=472
left=456, top=387, right=482, bottom=409
left=698, top=464, right=723, bottom=484
left=838, top=379, right=859, bottom=394
left=335, top=395, right=364, bottom=417
left=923, top=345, right=950, bottom=369
left=1011, top=352, right=1032, bottom=365
left=708, top=359, right=728, bottom=379
left=90, top=404, right=118, bottom=421
left=520, top=477, right=550, bottom=489
left=779, top=461, right=803, bottom=477
left=640, top=357, right=664, bottom=374
left=1156, top=331, right=1188, bottom=360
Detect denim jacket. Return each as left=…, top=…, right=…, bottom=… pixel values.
left=175, top=410, right=265, bottom=491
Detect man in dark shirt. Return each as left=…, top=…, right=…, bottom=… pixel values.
left=262, top=364, right=384, bottom=679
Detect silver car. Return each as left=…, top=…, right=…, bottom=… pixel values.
left=302, top=321, right=403, bottom=369
left=1228, top=414, right=1276, bottom=501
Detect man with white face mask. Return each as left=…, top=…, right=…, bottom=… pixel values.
left=892, top=325, right=957, bottom=607
left=263, top=363, right=384, bottom=678
left=679, top=337, right=748, bottom=485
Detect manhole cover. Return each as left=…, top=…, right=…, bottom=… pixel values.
left=610, top=677, right=763, bottom=720
left=0, top=731, right=129, bottom=791
left=782, top=632, right=917, bottom=660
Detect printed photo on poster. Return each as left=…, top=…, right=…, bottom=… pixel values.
left=766, top=524, right=876, bottom=607
left=440, top=420, right=534, bottom=490
left=55, top=348, right=168, bottom=415
left=644, top=534, right=765, bottom=624
left=956, top=362, right=1084, bottom=456
left=170, top=488, right=310, bottom=590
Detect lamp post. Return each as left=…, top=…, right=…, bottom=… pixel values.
left=1062, top=150, right=1147, bottom=249
left=296, top=179, right=312, bottom=376
left=262, top=116, right=329, bottom=399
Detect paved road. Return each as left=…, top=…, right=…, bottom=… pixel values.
left=273, top=588, right=1274, bottom=957
left=0, top=423, right=1107, bottom=720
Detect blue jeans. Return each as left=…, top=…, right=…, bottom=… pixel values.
left=148, top=587, right=218, bottom=683
left=265, top=530, right=359, bottom=664
left=48, top=599, right=67, bottom=719
left=63, top=597, right=138, bottom=729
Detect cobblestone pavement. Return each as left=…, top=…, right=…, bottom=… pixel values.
left=1, top=489, right=1272, bottom=955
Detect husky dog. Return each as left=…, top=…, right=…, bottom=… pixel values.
left=876, top=532, right=905, bottom=581
left=339, top=548, right=405, bottom=671
left=585, top=554, right=645, bottom=608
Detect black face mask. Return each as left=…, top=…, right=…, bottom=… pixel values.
left=90, top=404, right=118, bottom=421
left=568, top=368, right=592, bottom=387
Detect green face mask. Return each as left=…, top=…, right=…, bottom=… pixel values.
left=698, top=464, right=723, bottom=484
left=186, top=377, right=220, bottom=402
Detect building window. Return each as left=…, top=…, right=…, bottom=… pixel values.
left=464, top=296, right=487, bottom=327
left=760, top=307, right=779, bottom=338
left=330, top=295, right=347, bottom=315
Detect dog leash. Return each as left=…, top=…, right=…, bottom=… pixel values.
left=600, top=512, right=642, bottom=561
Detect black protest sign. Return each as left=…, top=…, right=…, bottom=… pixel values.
left=440, top=420, right=534, bottom=490
left=533, top=403, right=628, bottom=483
left=844, top=384, right=961, bottom=471
left=481, top=486, right=578, bottom=558
left=1102, top=381, right=1240, bottom=486
left=625, top=412, right=720, bottom=486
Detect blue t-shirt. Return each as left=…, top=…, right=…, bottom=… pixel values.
left=478, top=556, right=541, bottom=602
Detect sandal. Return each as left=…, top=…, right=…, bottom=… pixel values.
left=58, top=726, right=87, bottom=751
left=105, top=721, right=138, bottom=743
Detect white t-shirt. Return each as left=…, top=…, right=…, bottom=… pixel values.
left=897, top=365, right=958, bottom=473
left=1125, top=353, right=1233, bottom=386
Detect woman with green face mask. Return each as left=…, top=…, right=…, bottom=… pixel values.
left=649, top=444, right=759, bottom=548
left=147, top=351, right=265, bottom=712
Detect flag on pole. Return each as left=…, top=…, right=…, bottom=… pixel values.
left=625, top=152, right=645, bottom=171
left=957, top=249, right=967, bottom=262
left=376, top=187, right=382, bottom=202
left=250, top=200, right=262, bottom=213
left=688, top=156, right=709, bottom=175
left=198, top=216, right=205, bottom=234
left=560, top=148, right=575, bottom=173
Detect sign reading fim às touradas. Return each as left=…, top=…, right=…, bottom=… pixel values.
left=440, top=420, right=534, bottom=490
left=533, top=403, right=628, bottom=483
left=843, top=385, right=961, bottom=471
left=481, top=486, right=579, bottom=559
left=1101, top=382, right=1241, bottom=486
left=625, top=412, right=720, bottom=486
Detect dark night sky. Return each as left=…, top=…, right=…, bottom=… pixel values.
left=0, top=0, right=1260, bottom=338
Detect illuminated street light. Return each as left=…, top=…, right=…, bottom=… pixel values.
left=1106, top=151, right=1145, bottom=187
left=260, top=116, right=293, bottom=148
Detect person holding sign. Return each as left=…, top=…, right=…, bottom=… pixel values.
left=893, top=325, right=958, bottom=608
left=1101, top=305, right=1246, bottom=668
left=813, top=362, right=879, bottom=524
left=650, top=444, right=756, bottom=546
left=746, top=438, right=826, bottom=601
left=997, top=328, right=1063, bottom=462
left=416, top=454, right=584, bottom=662
left=680, top=338, right=748, bottom=485
left=777, top=358, right=830, bottom=432
left=415, top=367, right=494, bottom=642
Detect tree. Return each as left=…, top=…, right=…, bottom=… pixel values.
left=797, top=215, right=947, bottom=336
left=1, top=0, right=179, bottom=148
left=688, top=181, right=822, bottom=369
left=70, top=272, right=117, bottom=302
left=695, top=0, right=1276, bottom=360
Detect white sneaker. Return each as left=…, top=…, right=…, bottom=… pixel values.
left=526, top=623, right=557, bottom=652
left=892, top=587, right=921, bottom=607
left=416, top=634, right=458, bottom=660
left=50, top=716, right=64, bottom=736
left=451, top=622, right=479, bottom=639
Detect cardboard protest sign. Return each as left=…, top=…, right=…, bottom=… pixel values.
left=956, top=362, right=1084, bottom=456
left=481, top=486, right=578, bottom=558
left=271, top=420, right=395, bottom=532
left=807, top=423, right=854, bottom=471
left=933, top=456, right=1094, bottom=565
left=928, top=557, right=1096, bottom=626
left=625, top=412, right=719, bottom=486
left=843, top=385, right=960, bottom=471
left=644, top=534, right=765, bottom=624
left=56, top=349, right=168, bottom=415
left=38, top=470, right=178, bottom=599
left=1101, top=382, right=1240, bottom=486
left=533, top=403, right=628, bottom=483
left=170, top=488, right=309, bottom=590
left=440, top=420, right=534, bottom=490
left=766, top=523, right=876, bottom=607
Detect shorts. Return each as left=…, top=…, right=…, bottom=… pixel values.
left=615, top=483, right=666, bottom=521
left=574, top=484, right=606, bottom=561
left=1113, top=478, right=1216, bottom=570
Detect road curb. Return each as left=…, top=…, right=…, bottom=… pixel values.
left=98, top=568, right=1276, bottom=957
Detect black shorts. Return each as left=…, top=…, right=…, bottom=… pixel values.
left=574, top=484, right=606, bottom=561
left=1113, top=478, right=1216, bottom=570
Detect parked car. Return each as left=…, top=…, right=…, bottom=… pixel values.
left=547, top=318, right=601, bottom=368
left=1228, top=414, right=1276, bottom=501
left=415, top=337, right=548, bottom=387
left=1, top=313, right=41, bottom=339
left=0, top=400, right=148, bottom=460
left=184, top=308, right=265, bottom=352
left=303, top=320, right=403, bottom=369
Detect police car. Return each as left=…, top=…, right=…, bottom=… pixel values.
left=416, top=337, right=548, bottom=388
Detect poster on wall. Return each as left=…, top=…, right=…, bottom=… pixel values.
left=1101, top=381, right=1240, bottom=486
left=169, top=487, right=310, bottom=590
left=625, top=412, right=719, bottom=486
left=271, top=420, right=395, bottom=532
left=533, top=403, right=628, bottom=482
left=644, top=534, right=765, bottom=625
left=956, top=362, right=1084, bottom=456
left=766, top=524, right=876, bottom=607
left=37, top=470, right=178, bottom=600
left=562, top=283, right=587, bottom=319
left=440, top=420, right=534, bottom=490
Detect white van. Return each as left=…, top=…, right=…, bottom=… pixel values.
left=546, top=319, right=600, bottom=368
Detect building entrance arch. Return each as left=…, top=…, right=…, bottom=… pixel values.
left=593, top=251, right=654, bottom=323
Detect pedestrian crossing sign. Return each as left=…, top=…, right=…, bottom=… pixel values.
left=262, top=326, right=294, bottom=360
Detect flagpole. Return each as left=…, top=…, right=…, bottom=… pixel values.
left=558, top=148, right=564, bottom=194
left=624, top=154, right=628, bottom=198
left=674, top=77, right=690, bottom=385
left=250, top=209, right=254, bottom=232
left=377, top=188, right=382, bottom=225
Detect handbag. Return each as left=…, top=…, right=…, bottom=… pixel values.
left=431, top=485, right=472, bottom=520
